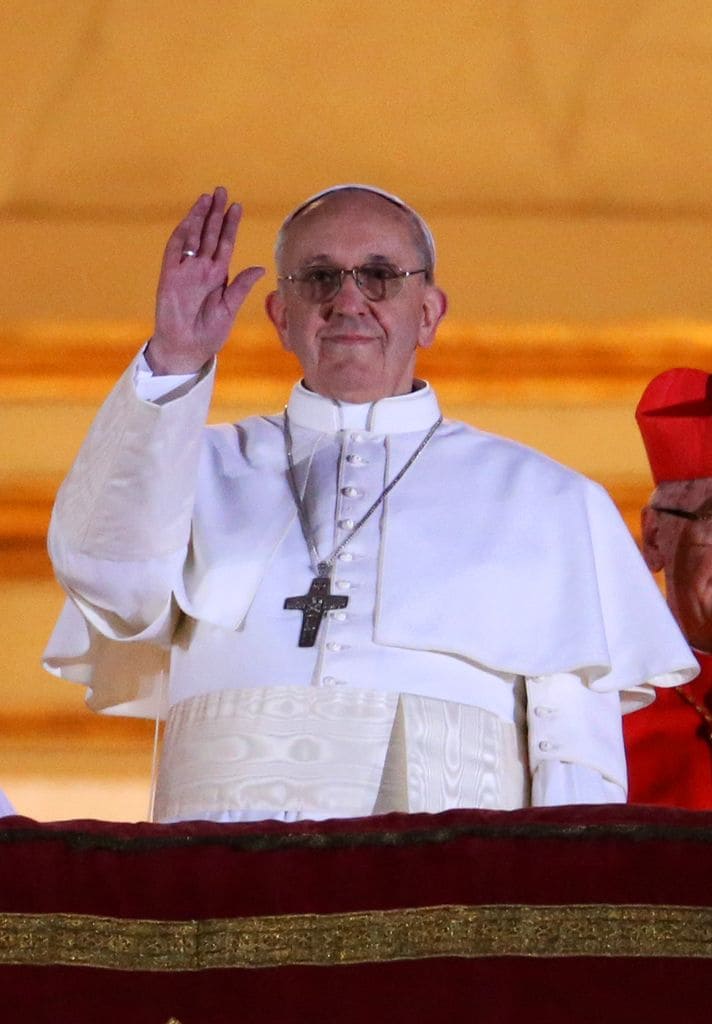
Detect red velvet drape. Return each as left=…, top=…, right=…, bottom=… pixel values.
left=0, top=804, right=710, bottom=1023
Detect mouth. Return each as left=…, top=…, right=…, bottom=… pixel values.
left=321, top=334, right=376, bottom=345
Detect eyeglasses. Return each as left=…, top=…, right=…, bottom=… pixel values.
left=278, top=263, right=428, bottom=304
left=650, top=505, right=712, bottom=523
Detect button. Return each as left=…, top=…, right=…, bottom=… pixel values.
left=336, top=579, right=351, bottom=590
left=327, top=642, right=344, bottom=652
left=338, top=518, right=355, bottom=529
left=346, top=454, right=366, bottom=465
left=330, top=611, right=347, bottom=621
left=341, top=486, right=362, bottom=498
left=534, top=706, right=554, bottom=718
left=338, top=552, right=354, bottom=562
left=538, top=740, right=554, bottom=752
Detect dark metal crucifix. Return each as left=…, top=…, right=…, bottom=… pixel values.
left=284, top=576, right=349, bottom=647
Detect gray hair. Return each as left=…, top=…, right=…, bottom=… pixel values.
left=274, top=184, right=436, bottom=282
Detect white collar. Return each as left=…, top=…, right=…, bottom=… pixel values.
left=285, top=380, right=442, bottom=434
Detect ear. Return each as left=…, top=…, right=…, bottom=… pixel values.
left=641, top=506, right=666, bottom=573
left=416, top=286, right=448, bottom=350
left=265, top=290, right=291, bottom=351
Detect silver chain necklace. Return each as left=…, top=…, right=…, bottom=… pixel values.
left=282, top=407, right=442, bottom=647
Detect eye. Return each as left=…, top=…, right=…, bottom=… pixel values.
left=360, top=264, right=399, bottom=282
left=301, top=266, right=338, bottom=285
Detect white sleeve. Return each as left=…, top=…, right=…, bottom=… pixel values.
left=48, top=351, right=215, bottom=643
left=532, top=761, right=626, bottom=805
left=134, top=349, right=203, bottom=403
left=526, top=673, right=628, bottom=805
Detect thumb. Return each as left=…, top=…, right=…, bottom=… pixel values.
left=224, top=265, right=266, bottom=315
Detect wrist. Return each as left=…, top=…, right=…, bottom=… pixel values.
left=144, top=338, right=209, bottom=376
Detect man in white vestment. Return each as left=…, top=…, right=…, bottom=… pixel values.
left=43, top=185, right=697, bottom=823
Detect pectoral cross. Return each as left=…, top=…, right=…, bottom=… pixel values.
left=284, top=575, right=349, bottom=647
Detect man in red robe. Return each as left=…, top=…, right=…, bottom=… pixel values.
left=626, top=367, right=712, bottom=807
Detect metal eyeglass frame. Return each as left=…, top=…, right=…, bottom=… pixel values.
left=650, top=505, right=712, bottom=523
left=278, top=264, right=428, bottom=303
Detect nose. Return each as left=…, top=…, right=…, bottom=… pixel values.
left=324, top=270, right=369, bottom=316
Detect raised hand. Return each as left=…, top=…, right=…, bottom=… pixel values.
left=147, top=187, right=265, bottom=374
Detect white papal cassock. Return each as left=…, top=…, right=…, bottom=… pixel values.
left=43, top=353, right=697, bottom=821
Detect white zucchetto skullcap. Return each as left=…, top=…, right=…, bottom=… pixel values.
left=279, top=183, right=436, bottom=265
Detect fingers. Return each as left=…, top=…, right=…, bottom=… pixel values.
left=214, top=201, right=242, bottom=265
left=160, top=189, right=264, bottom=325
left=164, top=193, right=212, bottom=266
left=165, top=187, right=238, bottom=268
left=198, top=186, right=229, bottom=259
left=224, top=265, right=266, bottom=317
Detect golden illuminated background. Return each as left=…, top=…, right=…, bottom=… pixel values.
left=3, top=1, right=712, bottom=822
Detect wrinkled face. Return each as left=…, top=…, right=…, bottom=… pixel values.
left=642, top=478, right=712, bottom=652
left=266, top=192, right=447, bottom=403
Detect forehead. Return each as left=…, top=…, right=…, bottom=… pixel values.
left=279, top=192, right=421, bottom=267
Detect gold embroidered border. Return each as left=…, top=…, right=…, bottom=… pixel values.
left=0, top=904, right=710, bottom=971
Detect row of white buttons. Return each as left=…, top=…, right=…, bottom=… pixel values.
left=324, top=433, right=380, bottom=689
left=534, top=705, right=556, bottom=750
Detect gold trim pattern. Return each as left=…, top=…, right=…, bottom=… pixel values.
left=0, top=904, right=710, bottom=971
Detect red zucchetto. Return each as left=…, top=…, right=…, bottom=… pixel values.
left=635, top=367, right=712, bottom=483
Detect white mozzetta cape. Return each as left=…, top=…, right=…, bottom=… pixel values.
left=43, top=356, right=697, bottom=796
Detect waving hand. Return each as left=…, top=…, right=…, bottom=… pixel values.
left=147, top=187, right=265, bottom=374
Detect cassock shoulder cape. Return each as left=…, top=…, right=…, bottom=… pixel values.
left=43, top=357, right=697, bottom=719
